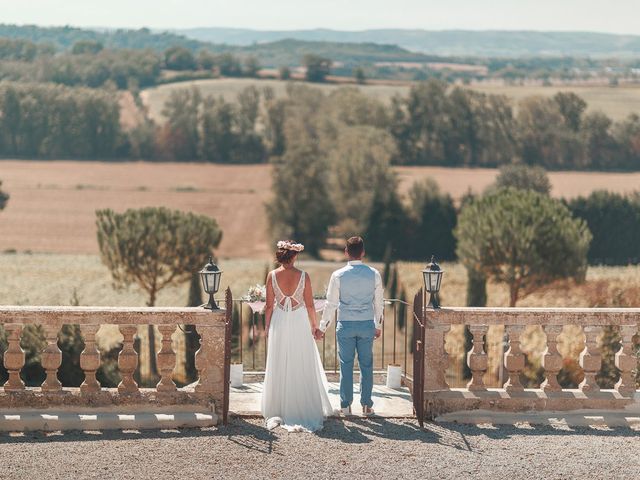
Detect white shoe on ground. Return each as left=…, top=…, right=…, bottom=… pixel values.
left=340, top=406, right=353, bottom=416
left=362, top=406, right=376, bottom=417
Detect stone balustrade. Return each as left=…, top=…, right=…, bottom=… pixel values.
left=421, top=307, right=640, bottom=419
left=0, top=288, right=231, bottom=430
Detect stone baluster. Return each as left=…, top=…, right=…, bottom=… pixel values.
left=118, top=325, right=139, bottom=394
left=503, top=325, right=525, bottom=393
left=3, top=324, right=25, bottom=391
left=615, top=325, right=637, bottom=397
left=40, top=325, right=62, bottom=392
left=466, top=325, right=488, bottom=391
left=579, top=325, right=602, bottom=393
left=156, top=325, right=177, bottom=392
left=80, top=325, right=101, bottom=393
left=541, top=325, right=563, bottom=392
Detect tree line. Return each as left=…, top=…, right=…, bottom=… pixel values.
left=153, top=80, right=640, bottom=171
left=0, top=38, right=263, bottom=89
left=0, top=82, right=122, bottom=158
left=2, top=78, right=640, bottom=173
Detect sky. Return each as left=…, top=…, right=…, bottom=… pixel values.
left=2, top=0, right=640, bottom=35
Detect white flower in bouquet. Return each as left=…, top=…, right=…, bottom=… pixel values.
left=245, top=284, right=267, bottom=302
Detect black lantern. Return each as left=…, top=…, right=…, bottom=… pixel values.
left=422, top=255, right=444, bottom=309
left=199, top=256, right=223, bottom=310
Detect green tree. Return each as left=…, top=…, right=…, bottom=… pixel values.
left=201, top=96, right=235, bottom=162
left=406, top=178, right=457, bottom=261
left=263, top=89, right=287, bottom=156
left=278, top=66, right=291, bottom=80
left=455, top=188, right=591, bottom=306
left=71, top=40, right=103, bottom=55
left=353, top=66, right=366, bottom=84
left=612, top=114, right=640, bottom=169
left=161, top=87, right=201, bottom=160
left=243, top=56, right=260, bottom=77
left=217, top=53, right=242, bottom=76
left=493, top=164, right=551, bottom=195
left=517, top=96, right=583, bottom=169
left=197, top=50, right=216, bottom=70
left=164, top=46, right=197, bottom=70
left=96, top=207, right=222, bottom=306
left=327, top=126, right=397, bottom=236
left=96, top=207, right=222, bottom=382
left=303, top=54, right=332, bottom=82
left=554, top=91, right=587, bottom=132
left=580, top=111, right=617, bottom=170
left=566, top=190, right=640, bottom=265
left=363, top=187, right=407, bottom=260
left=466, top=268, right=487, bottom=307
left=0, top=181, right=8, bottom=211
left=266, top=122, right=335, bottom=257
left=1, top=86, right=21, bottom=154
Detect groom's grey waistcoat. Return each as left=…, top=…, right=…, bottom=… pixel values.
left=335, top=264, right=376, bottom=321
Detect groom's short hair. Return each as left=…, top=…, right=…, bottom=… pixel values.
left=346, top=236, right=364, bottom=258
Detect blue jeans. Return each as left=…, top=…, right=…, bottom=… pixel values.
left=336, top=320, right=375, bottom=409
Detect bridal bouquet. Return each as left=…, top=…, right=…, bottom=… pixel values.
left=244, top=284, right=267, bottom=302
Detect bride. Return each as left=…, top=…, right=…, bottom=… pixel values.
left=261, top=240, right=333, bottom=432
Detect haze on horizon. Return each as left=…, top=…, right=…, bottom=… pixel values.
left=3, top=0, right=640, bottom=36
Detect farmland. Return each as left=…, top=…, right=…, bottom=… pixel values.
left=141, top=77, right=640, bottom=123
left=2, top=161, right=640, bottom=258
left=2, top=158, right=639, bottom=386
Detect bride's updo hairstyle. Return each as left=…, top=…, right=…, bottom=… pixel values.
left=275, top=240, right=304, bottom=265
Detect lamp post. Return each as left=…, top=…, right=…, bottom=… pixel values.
left=199, top=256, right=223, bottom=310
left=422, top=255, right=444, bottom=309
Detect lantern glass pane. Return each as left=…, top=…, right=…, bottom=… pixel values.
left=200, top=272, right=211, bottom=293
left=212, top=271, right=221, bottom=292
left=429, top=274, right=437, bottom=291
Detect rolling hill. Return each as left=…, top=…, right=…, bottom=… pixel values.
left=177, top=27, right=640, bottom=58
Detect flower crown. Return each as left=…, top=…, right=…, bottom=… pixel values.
left=277, top=240, right=305, bottom=252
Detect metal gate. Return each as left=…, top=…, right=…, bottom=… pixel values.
left=222, top=287, right=233, bottom=425
left=411, top=288, right=426, bottom=427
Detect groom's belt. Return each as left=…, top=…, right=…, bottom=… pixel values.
left=339, top=304, right=372, bottom=311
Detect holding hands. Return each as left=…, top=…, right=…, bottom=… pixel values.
left=313, top=327, right=325, bottom=340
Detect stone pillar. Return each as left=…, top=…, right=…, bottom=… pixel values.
left=3, top=324, right=25, bottom=391
left=503, top=325, right=525, bottom=393
left=118, top=325, right=139, bottom=394
left=541, top=325, right=563, bottom=392
left=466, top=325, right=488, bottom=391
left=80, top=324, right=101, bottom=393
left=156, top=325, right=177, bottom=392
left=614, top=324, right=637, bottom=397
left=579, top=326, right=602, bottom=393
left=40, top=325, right=62, bottom=392
left=195, top=325, right=225, bottom=413
left=424, top=321, right=450, bottom=391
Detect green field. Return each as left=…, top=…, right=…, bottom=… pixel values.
left=141, top=78, right=640, bottom=123
left=141, top=78, right=410, bottom=122
left=471, top=83, right=640, bottom=121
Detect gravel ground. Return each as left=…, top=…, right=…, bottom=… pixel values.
left=0, top=417, right=638, bottom=480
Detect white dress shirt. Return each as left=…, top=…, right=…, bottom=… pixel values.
left=319, top=260, right=384, bottom=332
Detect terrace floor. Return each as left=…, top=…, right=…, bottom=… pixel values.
left=2, top=417, right=639, bottom=479
left=230, top=382, right=414, bottom=417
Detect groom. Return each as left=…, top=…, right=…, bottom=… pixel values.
left=316, top=236, right=384, bottom=416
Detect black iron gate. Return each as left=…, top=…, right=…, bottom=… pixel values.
left=222, top=287, right=233, bottom=425
left=411, top=288, right=425, bottom=427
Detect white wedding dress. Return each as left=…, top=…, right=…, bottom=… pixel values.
left=261, top=271, right=334, bottom=432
